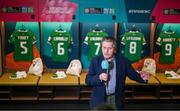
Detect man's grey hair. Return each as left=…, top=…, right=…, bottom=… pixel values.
left=101, top=36, right=117, bottom=49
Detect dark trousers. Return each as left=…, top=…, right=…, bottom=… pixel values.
left=106, top=94, right=116, bottom=109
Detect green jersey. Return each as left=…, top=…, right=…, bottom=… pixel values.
left=48, top=30, right=72, bottom=62
left=121, top=31, right=146, bottom=61
left=156, top=31, right=179, bottom=64
left=9, top=30, right=36, bottom=61
left=84, top=30, right=108, bottom=60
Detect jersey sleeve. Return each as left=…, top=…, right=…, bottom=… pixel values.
left=9, top=31, right=17, bottom=43
left=68, top=34, right=72, bottom=47
left=156, top=33, right=162, bottom=46
left=47, top=36, right=52, bottom=45
left=32, top=35, right=36, bottom=44
left=70, top=36, right=73, bottom=44
left=156, top=37, right=161, bottom=46
left=121, top=33, right=126, bottom=45
left=83, top=34, right=89, bottom=45
left=29, top=30, right=36, bottom=44
left=68, top=31, right=73, bottom=44
left=142, top=34, right=146, bottom=45
left=47, top=31, right=53, bottom=45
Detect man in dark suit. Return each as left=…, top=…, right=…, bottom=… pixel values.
left=86, top=37, right=148, bottom=110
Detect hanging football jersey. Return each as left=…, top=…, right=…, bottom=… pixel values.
left=156, top=31, right=179, bottom=64
left=48, top=29, right=72, bottom=62
left=84, top=29, right=108, bottom=60
left=121, top=31, right=146, bottom=62
left=9, top=29, right=36, bottom=61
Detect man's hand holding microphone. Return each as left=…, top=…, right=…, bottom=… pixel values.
left=99, top=60, right=109, bottom=84
left=99, top=59, right=114, bottom=86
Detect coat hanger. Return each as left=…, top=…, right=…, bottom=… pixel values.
left=94, top=24, right=101, bottom=31
left=58, top=25, right=64, bottom=31
left=130, top=24, right=138, bottom=31
left=167, top=26, right=173, bottom=32
left=20, top=24, right=26, bottom=31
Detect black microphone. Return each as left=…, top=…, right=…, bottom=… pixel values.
left=108, top=61, right=114, bottom=70
left=106, top=60, right=114, bottom=87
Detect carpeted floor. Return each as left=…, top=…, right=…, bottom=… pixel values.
left=0, top=100, right=180, bottom=110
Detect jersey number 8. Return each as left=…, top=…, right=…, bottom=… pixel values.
left=129, top=42, right=136, bottom=54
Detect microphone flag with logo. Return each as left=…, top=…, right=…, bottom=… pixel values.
left=101, top=59, right=109, bottom=86
left=101, top=59, right=109, bottom=70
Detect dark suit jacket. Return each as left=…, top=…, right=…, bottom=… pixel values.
left=85, top=54, right=146, bottom=110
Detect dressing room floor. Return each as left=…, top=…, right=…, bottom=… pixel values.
left=0, top=100, right=180, bottom=111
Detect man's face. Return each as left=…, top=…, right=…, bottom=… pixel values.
left=102, top=41, right=115, bottom=60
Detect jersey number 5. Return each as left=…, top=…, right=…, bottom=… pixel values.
left=20, top=41, right=28, bottom=54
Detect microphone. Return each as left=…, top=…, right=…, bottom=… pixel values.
left=108, top=61, right=114, bottom=70
left=101, top=59, right=109, bottom=70
left=101, top=60, right=109, bottom=86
